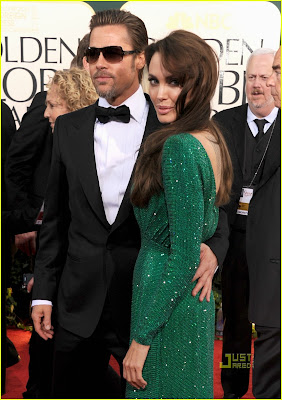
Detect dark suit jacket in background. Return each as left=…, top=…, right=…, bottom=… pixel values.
left=1, top=99, right=16, bottom=250
left=1, top=100, right=16, bottom=395
left=2, top=101, right=16, bottom=205
left=3, top=93, right=56, bottom=398
left=5, top=92, right=52, bottom=234
left=214, top=105, right=281, bottom=328
left=33, top=94, right=229, bottom=346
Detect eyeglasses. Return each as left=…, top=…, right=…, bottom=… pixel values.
left=85, top=46, right=137, bottom=64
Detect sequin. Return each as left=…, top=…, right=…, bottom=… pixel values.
left=126, top=133, right=218, bottom=399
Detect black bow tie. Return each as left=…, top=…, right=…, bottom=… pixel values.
left=95, top=104, right=130, bottom=124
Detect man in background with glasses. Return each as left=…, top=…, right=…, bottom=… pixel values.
left=31, top=9, right=229, bottom=398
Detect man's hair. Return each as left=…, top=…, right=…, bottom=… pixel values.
left=246, top=48, right=276, bottom=71
left=89, top=9, right=148, bottom=81
left=70, top=33, right=90, bottom=68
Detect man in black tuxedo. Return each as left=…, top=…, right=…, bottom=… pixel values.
left=31, top=9, right=229, bottom=398
left=214, top=48, right=280, bottom=399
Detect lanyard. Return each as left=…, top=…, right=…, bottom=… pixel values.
left=245, top=118, right=276, bottom=188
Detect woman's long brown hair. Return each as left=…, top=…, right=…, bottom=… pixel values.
left=131, top=30, right=233, bottom=208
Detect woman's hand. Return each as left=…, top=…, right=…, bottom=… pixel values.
left=123, top=339, right=150, bottom=390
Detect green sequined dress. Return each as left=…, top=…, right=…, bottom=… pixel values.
left=126, top=133, right=219, bottom=399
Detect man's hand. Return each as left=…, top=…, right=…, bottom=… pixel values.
left=32, top=305, right=54, bottom=341
left=191, top=243, right=218, bottom=302
left=123, top=339, right=150, bottom=390
left=27, top=277, right=34, bottom=293
left=15, top=231, right=37, bottom=256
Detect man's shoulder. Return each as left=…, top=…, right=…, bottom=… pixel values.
left=29, top=91, right=47, bottom=109
left=213, top=104, right=247, bottom=122
left=59, top=103, right=96, bottom=125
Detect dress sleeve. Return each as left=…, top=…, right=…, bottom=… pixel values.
left=133, top=134, right=213, bottom=345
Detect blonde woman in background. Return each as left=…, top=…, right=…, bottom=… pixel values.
left=44, top=67, right=98, bottom=132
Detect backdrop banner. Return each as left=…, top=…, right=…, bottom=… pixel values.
left=1, top=1, right=281, bottom=127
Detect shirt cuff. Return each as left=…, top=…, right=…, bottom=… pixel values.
left=31, top=300, right=53, bottom=307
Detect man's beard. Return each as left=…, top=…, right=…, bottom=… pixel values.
left=92, top=58, right=136, bottom=101
left=249, top=96, right=274, bottom=109
left=95, top=84, right=117, bottom=101
left=92, top=71, right=117, bottom=101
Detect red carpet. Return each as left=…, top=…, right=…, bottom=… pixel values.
left=3, top=328, right=255, bottom=399
left=3, top=329, right=32, bottom=399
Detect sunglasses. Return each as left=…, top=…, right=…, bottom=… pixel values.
left=85, top=46, right=137, bottom=64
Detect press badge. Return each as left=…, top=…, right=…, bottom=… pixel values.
left=236, top=187, right=253, bottom=216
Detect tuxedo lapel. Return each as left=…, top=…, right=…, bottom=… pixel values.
left=111, top=95, right=161, bottom=233
left=255, top=110, right=281, bottom=192
left=141, top=94, right=162, bottom=144
left=70, top=104, right=110, bottom=230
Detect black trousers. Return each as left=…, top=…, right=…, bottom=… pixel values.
left=23, top=329, right=54, bottom=398
left=221, top=230, right=252, bottom=398
left=253, top=325, right=281, bottom=399
left=52, top=296, right=128, bottom=399
left=24, top=252, right=55, bottom=398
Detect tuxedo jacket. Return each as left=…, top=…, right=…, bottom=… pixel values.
left=5, top=92, right=52, bottom=234
left=2, top=101, right=16, bottom=210
left=33, top=94, right=229, bottom=343
left=214, top=105, right=281, bottom=328
left=2, top=101, right=16, bottom=281
left=1, top=100, right=30, bottom=235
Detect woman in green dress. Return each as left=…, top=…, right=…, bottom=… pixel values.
left=123, top=30, right=233, bottom=399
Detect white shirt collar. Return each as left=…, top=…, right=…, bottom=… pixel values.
left=98, top=85, right=146, bottom=124
left=247, top=106, right=279, bottom=125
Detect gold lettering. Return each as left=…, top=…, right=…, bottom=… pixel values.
left=166, top=13, right=231, bottom=31
left=220, top=354, right=231, bottom=369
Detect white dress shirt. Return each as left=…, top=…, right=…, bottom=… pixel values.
left=32, top=86, right=149, bottom=306
left=247, top=106, right=279, bottom=137
left=95, top=85, right=149, bottom=224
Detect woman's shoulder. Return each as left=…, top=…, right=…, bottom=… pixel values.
left=163, top=132, right=220, bottom=191
left=163, top=132, right=218, bottom=172
left=189, top=131, right=217, bottom=153
left=163, top=132, right=212, bottom=155
left=162, top=134, right=215, bottom=177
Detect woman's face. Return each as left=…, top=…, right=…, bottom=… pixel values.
left=44, top=84, right=69, bottom=132
left=148, top=52, right=182, bottom=124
